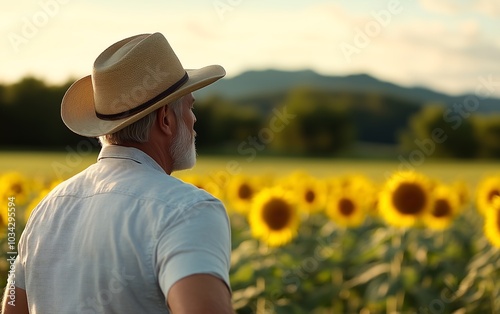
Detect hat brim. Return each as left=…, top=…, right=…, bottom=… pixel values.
left=61, top=65, right=225, bottom=137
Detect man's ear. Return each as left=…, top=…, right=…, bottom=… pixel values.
left=156, top=105, right=175, bottom=136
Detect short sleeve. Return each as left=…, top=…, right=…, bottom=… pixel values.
left=9, top=212, right=31, bottom=290
left=12, top=255, right=26, bottom=289
left=155, top=200, right=231, bottom=298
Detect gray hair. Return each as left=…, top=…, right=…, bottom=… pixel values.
left=99, top=96, right=184, bottom=145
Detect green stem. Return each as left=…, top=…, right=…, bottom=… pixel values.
left=387, top=228, right=405, bottom=314
left=256, top=242, right=268, bottom=314
left=256, top=276, right=266, bottom=314
left=331, top=227, right=345, bottom=313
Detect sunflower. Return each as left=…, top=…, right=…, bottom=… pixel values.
left=484, top=196, right=500, bottom=248
left=423, top=185, right=460, bottom=230
left=275, top=171, right=311, bottom=192
left=0, top=172, right=31, bottom=226
left=378, top=171, right=433, bottom=228
left=452, top=180, right=470, bottom=211
left=226, top=175, right=260, bottom=215
left=325, top=187, right=366, bottom=228
left=180, top=174, right=224, bottom=200
left=248, top=187, right=300, bottom=247
left=24, top=188, right=49, bottom=223
left=24, top=179, right=63, bottom=223
left=292, top=177, right=327, bottom=214
left=0, top=172, right=31, bottom=204
left=328, top=174, right=379, bottom=217
left=476, top=176, right=500, bottom=216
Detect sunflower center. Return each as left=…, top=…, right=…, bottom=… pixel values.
left=11, top=183, right=23, bottom=195
left=487, top=189, right=500, bottom=203
left=497, top=211, right=500, bottom=231
left=433, top=199, right=451, bottom=218
left=339, top=198, right=355, bottom=216
left=262, top=198, right=292, bottom=230
left=238, top=184, right=253, bottom=200
left=391, top=183, right=426, bottom=215
left=305, top=190, right=315, bottom=203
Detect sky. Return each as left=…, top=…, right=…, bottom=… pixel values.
left=1, top=0, right=500, bottom=97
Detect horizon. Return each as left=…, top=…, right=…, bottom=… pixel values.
left=2, top=0, right=500, bottom=97
left=4, top=68, right=498, bottom=100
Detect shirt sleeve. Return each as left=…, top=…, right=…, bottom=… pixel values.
left=155, top=199, right=231, bottom=299
left=12, top=256, right=25, bottom=289
left=12, top=232, right=26, bottom=290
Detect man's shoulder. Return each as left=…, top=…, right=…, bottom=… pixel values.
left=42, top=167, right=226, bottom=231
left=134, top=172, right=228, bottom=227
left=53, top=163, right=220, bottom=207
left=146, top=172, right=219, bottom=204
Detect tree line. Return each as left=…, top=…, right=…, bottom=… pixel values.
left=1, top=77, right=499, bottom=159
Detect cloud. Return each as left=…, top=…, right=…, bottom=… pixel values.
left=346, top=16, right=500, bottom=96
left=1, top=1, right=499, bottom=97
left=474, top=0, right=500, bottom=17
left=418, top=0, right=500, bottom=17
left=418, top=0, right=463, bottom=15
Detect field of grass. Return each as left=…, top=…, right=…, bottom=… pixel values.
left=1, top=151, right=498, bottom=184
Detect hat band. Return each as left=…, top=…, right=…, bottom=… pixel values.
left=95, top=71, right=189, bottom=121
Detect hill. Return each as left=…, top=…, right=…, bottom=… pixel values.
left=196, top=69, right=499, bottom=113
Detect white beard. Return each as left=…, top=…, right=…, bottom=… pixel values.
left=170, top=120, right=196, bottom=171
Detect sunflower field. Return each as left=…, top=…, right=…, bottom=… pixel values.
left=1, top=161, right=500, bottom=313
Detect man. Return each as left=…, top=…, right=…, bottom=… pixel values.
left=2, top=33, right=233, bottom=313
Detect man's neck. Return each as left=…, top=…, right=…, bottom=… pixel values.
left=119, top=142, right=173, bottom=174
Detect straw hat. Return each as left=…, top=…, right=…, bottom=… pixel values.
left=61, top=32, right=225, bottom=137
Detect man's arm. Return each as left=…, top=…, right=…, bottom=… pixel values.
left=167, top=274, right=233, bottom=314
left=2, top=286, right=29, bottom=314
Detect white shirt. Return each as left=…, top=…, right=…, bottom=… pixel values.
left=13, top=145, right=231, bottom=313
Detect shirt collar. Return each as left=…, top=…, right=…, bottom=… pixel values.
left=97, top=145, right=165, bottom=173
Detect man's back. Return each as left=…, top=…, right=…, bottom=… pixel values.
left=14, top=145, right=231, bottom=313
